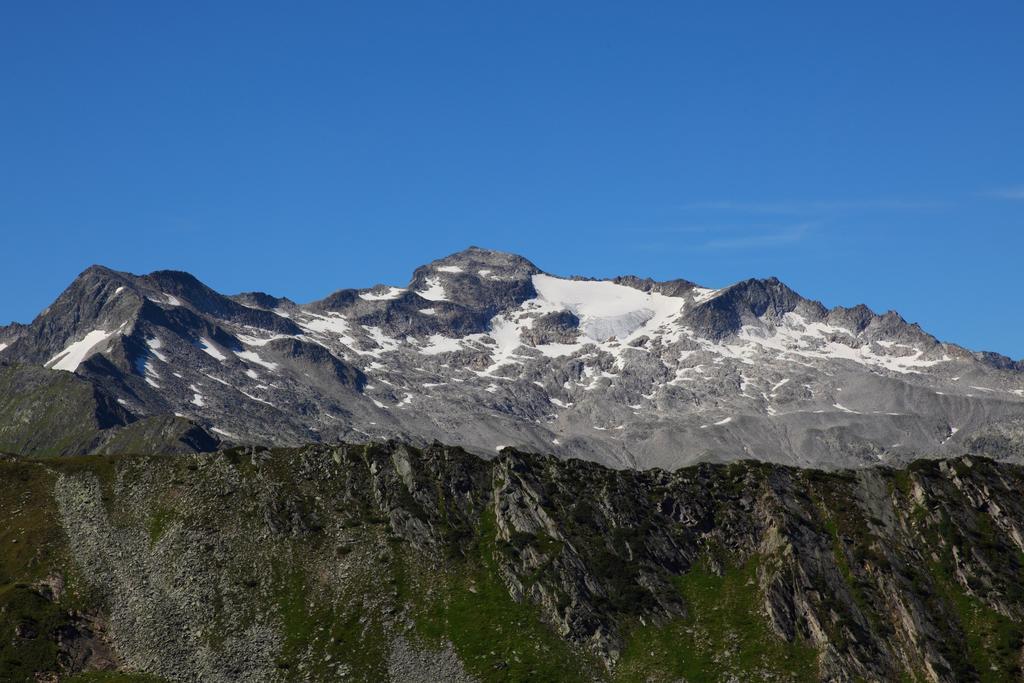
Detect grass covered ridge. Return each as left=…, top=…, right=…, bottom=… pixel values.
left=616, top=557, right=819, bottom=682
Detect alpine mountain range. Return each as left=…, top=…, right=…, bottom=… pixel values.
left=2, top=246, right=1022, bottom=469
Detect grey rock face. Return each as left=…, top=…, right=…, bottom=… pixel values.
left=2, top=247, right=1023, bottom=468
left=612, top=274, right=698, bottom=297
left=520, top=310, right=581, bottom=346
left=387, top=636, right=479, bottom=683
left=683, top=276, right=821, bottom=340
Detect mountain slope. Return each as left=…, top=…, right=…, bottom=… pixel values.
left=3, top=443, right=1024, bottom=681
left=0, top=363, right=219, bottom=456
left=1, top=247, right=1022, bottom=468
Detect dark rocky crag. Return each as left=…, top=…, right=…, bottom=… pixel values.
left=3, top=441, right=1024, bottom=682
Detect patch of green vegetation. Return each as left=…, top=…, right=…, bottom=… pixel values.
left=0, top=365, right=104, bottom=456
left=270, top=560, right=311, bottom=672
left=0, top=462, right=62, bottom=586
left=0, top=582, right=67, bottom=680
left=818, top=503, right=884, bottom=641
left=921, top=510, right=1024, bottom=682
left=145, top=504, right=176, bottom=545
left=898, top=672, right=926, bottom=683
left=44, top=453, right=123, bottom=504
left=946, top=589, right=1023, bottom=683
left=402, top=508, right=591, bottom=682
left=96, top=416, right=197, bottom=456
left=269, top=550, right=389, bottom=680
left=888, top=467, right=914, bottom=499
left=0, top=461, right=117, bottom=681
left=616, top=558, right=819, bottom=682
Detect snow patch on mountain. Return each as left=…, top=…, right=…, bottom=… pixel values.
left=46, top=329, right=116, bottom=372
left=197, top=337, right=228, bottom=361
left=475, top=317, right=526, bottom=374
left=296, top=314, right=360, bottom=349
left=359, top=287, right=405, bottom=301
left=135, top=346, right=163, bottom=387
left=236, top=333, right=291, bottom=347
left=236, top=349, right=279, bottom=371
left=150, top=294, right=184, bottom=307
left=365, top=327, right=401, bottom=356
left=146, top=337, right=168, bottom=363
left=419, top=335, right=463, bottom=355
left=721, top=313, right=951, bottom=374
left=462, top=275, right=694, bottom=373
left=417, top=277, right=448, bottom=301
left=690, top=287, right=722, bottom=305
left=299, top=314, right=349, bottom=335
left=531, top=275, right=682, bottom=342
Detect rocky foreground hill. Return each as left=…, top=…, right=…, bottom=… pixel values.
left=3, top=441, right=1024, bottom=682
left=3, top=247, right=1024, bottom=470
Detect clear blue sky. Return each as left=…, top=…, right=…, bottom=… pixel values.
left=2, top=2, right=1023, bottom=357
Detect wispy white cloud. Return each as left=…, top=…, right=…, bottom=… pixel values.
left=639, top=225, right=715, bottom=235
left=630, top=223, right=816, bottom=252
left=638, top=221, right=793, bottom=235
left=680, top=199, right=945, bottom=214
left=985, top=186, right=1024, bottom=200
left=700, top=223, right=814, bottom=250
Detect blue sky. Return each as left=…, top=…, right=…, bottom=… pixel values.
left=2, top=2, right=1023, bottom=357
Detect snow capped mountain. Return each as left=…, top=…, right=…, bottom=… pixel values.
left=2, top=246, right=1023, bottom=469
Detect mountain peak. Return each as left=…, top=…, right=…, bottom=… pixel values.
left=142, top=269, right=212, bottom=299
left=417, top=246, right=541, bottom=278
left=65, top=265, right=133, bottom=297
left=78, top=263, right=124, bottom=279
left=405, top=247, right=541, bottom=318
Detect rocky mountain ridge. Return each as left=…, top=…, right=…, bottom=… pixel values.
left=2, top=247, right=1023, bottom=468
left=2, top=441, right=1024, bottom=681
